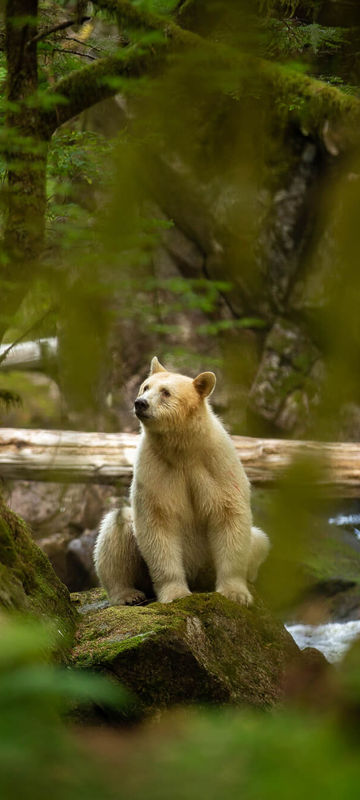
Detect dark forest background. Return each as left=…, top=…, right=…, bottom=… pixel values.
left=2, top=3, right=360, bottom=799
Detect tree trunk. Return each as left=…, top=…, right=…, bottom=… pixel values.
left=1, top=1, right=48, bottom=342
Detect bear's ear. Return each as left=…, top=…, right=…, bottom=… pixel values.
left=150, top=356, right=167, bottom=375
left=193, top=371, right=216, bottom=398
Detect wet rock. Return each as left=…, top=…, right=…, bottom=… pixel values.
left=284, top=644, right=331, bottom=707
left=298, top=584, right=360, bottom=624
left=37, top=531, right=73, bottom=585
left=66, top=529, right=98, bottom=591
left=310, top=579, right=357, bottom=598
left=70, top=589, right=310, bottom=716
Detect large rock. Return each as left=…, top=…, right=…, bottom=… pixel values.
left=70, top=589, right=312, bottom=715
left=6, top=481, right=114, bottom=542
left=6, top=480, right=116, bottom=590
left=0, top=497, right=77, bottom=646
left=66, top=528, right=98, bottom=590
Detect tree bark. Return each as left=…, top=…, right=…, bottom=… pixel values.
left=1, top=427, right=360, bottom=495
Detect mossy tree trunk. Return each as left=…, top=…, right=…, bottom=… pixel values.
left=1, top=0, right=48, bottom=341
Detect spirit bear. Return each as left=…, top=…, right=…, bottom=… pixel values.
left=94, top=357, right=270, bottom=605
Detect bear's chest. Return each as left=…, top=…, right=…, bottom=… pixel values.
left=185, top=463, right=218, bottom=519
left=135, top=446, right=220, bottom=522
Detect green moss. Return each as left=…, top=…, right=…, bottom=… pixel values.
left=70, top=589, right=301, bottom=715
left=71, top=590, right=184, bottom=668
left=307, top=524, right=360, bottom=585
left=263, top=57, right=360, bottom=142
left=0, top=517, right=17, bottom=567
left=0, top=497, right=77, bottom=654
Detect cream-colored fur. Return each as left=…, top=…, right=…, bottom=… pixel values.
left=94, top=357, right=270, bottom=606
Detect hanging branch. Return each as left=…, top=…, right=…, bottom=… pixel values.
left=40, top=0, right=360, bottom=144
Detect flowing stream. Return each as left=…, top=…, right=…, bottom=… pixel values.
left=286, top=509, right=360, bottom=662
left=286, top=620, right=360, bottom=663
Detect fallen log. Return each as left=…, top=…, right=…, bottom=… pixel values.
left=0, top=338, right=58, bottom=372
left=1, top=428, right=360, bottom=495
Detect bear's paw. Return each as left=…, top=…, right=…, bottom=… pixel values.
left=110, top=588, right=147, bottom=606
left=158, top=583, right=192, bottom=604
left=217, top=581, right=253, bottom=607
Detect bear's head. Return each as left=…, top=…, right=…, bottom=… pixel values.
left=134, top=357, right=216, bottom=431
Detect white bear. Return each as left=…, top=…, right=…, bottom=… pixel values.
left=94, top=357, right=270, bottom=605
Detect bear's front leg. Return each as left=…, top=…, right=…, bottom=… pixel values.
left=94, top=508, right=148, bottom=606
left=209, top=515, right=253, bottom=606
left=135, top=521, right=191, bottom=604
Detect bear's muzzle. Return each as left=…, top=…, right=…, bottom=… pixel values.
left=135, top=398, right=150, bottom=419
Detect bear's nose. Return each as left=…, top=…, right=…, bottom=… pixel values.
left=135, top=397, right=149, bottom=417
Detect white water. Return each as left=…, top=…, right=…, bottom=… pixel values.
left=286, top=620, right=360, bottom=663
left=328, top=513, right=360, bottom=540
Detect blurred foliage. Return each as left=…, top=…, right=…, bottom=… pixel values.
left=0, top=370, right=61, bottom=425
left=254, top=456, right=325, bottom=611
left=0, top=388, right=21, bottom=409
left=0, top=613, right=130, bottom=800
left=117, top=708, right=360, bottom=800
left=48, top=130, right=111, bottom=192
left=2, top=610, right=360, bottom=800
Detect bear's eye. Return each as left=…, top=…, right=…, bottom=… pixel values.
left=161, top=388, right=170, bottom=398
left=143, top=385, right=149, bottom=392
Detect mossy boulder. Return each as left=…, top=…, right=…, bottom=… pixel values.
left=0, top=497, right=77, bottom=645
left=70, top=588, right=308, bottom=715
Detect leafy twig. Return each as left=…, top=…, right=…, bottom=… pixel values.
left=28, top=17, right=91, bottom=46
